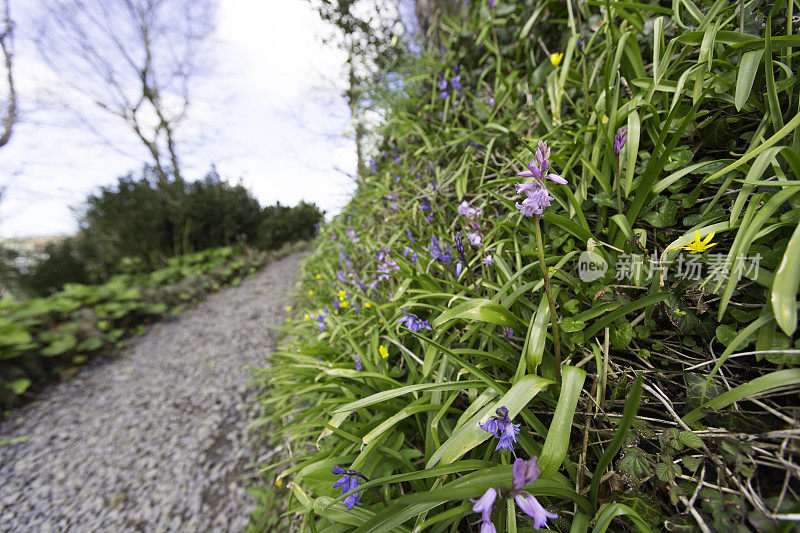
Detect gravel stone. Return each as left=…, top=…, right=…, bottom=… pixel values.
left=0, top=252, right=305, bottom=532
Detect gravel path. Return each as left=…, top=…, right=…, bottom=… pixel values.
left=0, top=252, right=304, bottom=532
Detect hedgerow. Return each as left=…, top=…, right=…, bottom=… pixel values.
left=0, top=243, right=307, bottom=408
left=254, top=0, right=799, bottom=531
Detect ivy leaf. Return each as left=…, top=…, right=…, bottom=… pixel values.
left=643, top=200, right=678, bottom=227
left=560, top=318, right=586, bottom=333
left=684, top=373, right=724, bottom=412
left=610, top=321, right=633, bottom=349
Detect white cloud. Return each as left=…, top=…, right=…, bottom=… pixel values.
left=0, top=0, right=356, bottom=238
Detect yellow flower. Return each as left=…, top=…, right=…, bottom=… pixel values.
left=304, top=313, right=310, bottom=321
left=379, top=345, right=389, bottom=359
left=316, top=274, right=322, bottom=279
left=276, top=478, right=283, bottom=487
left=340, top=300, right=349, bottom=308
left=550, top=52, right=564, bottom=66
left=364, top=302, right=371, bottom=308
left=285, top=306, right=292, bottom=312
left=681, top=231, right=717, bottom=253
left=285, top=317, right=291, bottom=323
left=308, top=290, right=314, bottom=296
left=338, top=289, right=347, bottom=300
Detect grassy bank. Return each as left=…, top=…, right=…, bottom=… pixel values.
left=253, top=1, right=799, bottom=530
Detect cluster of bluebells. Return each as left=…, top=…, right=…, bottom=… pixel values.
left=479, top=406, right=520, bottom=451
left=515, top=141, right=567, bottom=217
left=331, top=466, right=366, bottom=510
left=429, top=236, right=453, bottom=263
left=419, top=195, right=432, bottom=222
left=397, top=308, right=432, bottom=333
left=457, top=200, right=494, bottom=266
left=437, top=65, right=463, bottom=103
left=471, top=457, right=558, bottom=531
left=376, top=249, right=400, bottom=281
left=403, top=228, right=418, bottom=262
left=308, top=308, right=328, bottom=332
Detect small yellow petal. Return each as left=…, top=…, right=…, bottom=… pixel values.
left=308, top=290, right=314, bottom=296
left=285, top=306, right=292, bottom=312
left=379, top=345, right=389, bottom=359
left=304, top=314, right=310, bottom=321
left=276, top=478, right=283, bottom=487
left=550, top=52, right=564, bottom=66
left=316, top=274, right=322, bottom=279
left=364, top=302, right=371, bottom=308
left=340, top=300, right=349, bottom=308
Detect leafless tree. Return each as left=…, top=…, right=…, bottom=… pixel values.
left=0, top=0, right=16, bottom=149
left=33, top=0, right=216, bottom=182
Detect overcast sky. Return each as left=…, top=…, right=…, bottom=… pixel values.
left=0, top=0, right=357, bottom=238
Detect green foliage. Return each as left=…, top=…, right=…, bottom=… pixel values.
left=253, top=0, right=800, bottom=531
left=0, top=245, right=289, bottom=408
left=15, top=167, right=323, bottom=296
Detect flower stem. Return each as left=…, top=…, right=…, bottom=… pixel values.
left=615, top=157, right=623, bottom=214
left=533, top=215, right=562, bottom=380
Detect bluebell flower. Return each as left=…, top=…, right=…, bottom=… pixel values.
left=420, top=196, right=431, bottom=211
left=466, top=232, right=482, bottom=246
left=331, top=466, right=367, bottom=510
left=471, top=487, right=497, bottom=532
left=398, top=309, right=432, bottom=333
left=458, top=200, right=483, bottom=218
left=496, top=422, right=521, bottom=451
left=614, top=127, right=627, bottom=156
left=456, top=262, right=463, bottom=277
left=471, top=487, right=496, bottom=522
left=510, top=458, right=558, bottom=529
left=354, top=353, right=362, bottom=371
left=369, top=158, right=376, bottom=173
left=406, top=228, right=414, bottom=243
left=454, top=231, right=465, bottom=256
left=450, top=68, right=462, bottom=91
left=479, top=406, right=520, bottom=451
left=347, top=227, right=359, bottom=243
left=577, top=36, right=584, bottom=53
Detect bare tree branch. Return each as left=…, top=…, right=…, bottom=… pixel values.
left=0, top=0, right=16, bottom=148
left=32, top=0, right=216, bottom=181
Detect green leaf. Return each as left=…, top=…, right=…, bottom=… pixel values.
left=592, top=502, right=651, bottom=533
left=609, top=322, right=633, bottom=349
left=538, top=366, right=586, bottom=477
left=40, top=334, right=77, bottom=356
left=560, top=317, right=587, bottom=333
left=331, top=381, right=483, bottom=415
left=4, top=378, right=31, bottom=395
left=771, top=219, right=800, bottom=335
left=431, top=299, right=526, bottom=330
left=734, top=49, right=764, bottom=111
left=0, top=322, right=33, bottom=347
left=678, top=431, right=703, bottom=449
